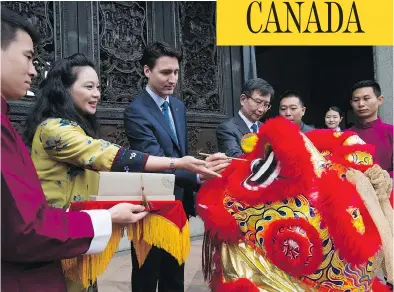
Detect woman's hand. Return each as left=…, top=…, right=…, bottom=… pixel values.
left=108, top=203, right=148, bottom=224
left=176, top=153, right=230, bottom=180
left=200, top=152, right=230, bottom=181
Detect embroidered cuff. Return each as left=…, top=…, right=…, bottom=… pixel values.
left=111, top=147, right=149, bottom=172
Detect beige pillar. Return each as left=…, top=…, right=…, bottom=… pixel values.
left=374, top=46, right=394, bottom=124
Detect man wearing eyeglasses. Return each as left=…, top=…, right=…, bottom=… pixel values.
left=216, top=78, right=274, bottom=157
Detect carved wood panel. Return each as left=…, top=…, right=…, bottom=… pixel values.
left=94, top=1, right=150, bottom=145
left=177, top=2, right=222, bottom=114
left=5, top=2, right=236, bottom=153
left=4, top=1, right=60, bottom=136
left=177, top=2, right=226, bottom=155
left=4, top=1, right=57, bottom=99
left=98, top=1, right=149, bottom=106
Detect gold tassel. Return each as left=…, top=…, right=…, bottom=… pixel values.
left=61, top=224, right=124, bottom=288
left=127, top=215, right=190, bottom=265
left=127, top=222, right=152, bottom=267
left=61, top=215, right=190, bottom=288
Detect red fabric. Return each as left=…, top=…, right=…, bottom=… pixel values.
left=372, top=278, right=393, bottom=291
left=306, top=129, right=356, bottom=152
left=1, top=98, right=94, bottom=292
left=306, top=129, right=376, bottom=172
left=263, top=218, right=323, bottom=277
left=225, top=117, right=315, bottom=205
left=196, top=178, right=242, bottom=243
left=216, top=278, right=259, bottom=292
left=70, top=200, right=188, bottom=230
left=315, top=170, right=381, bottom=265
left=350, top=119, right=393, bottom=177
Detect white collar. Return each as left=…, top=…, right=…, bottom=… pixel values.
left=146, top=86, right=169, bottom=108
left=238, top=110, right=258, bottom=131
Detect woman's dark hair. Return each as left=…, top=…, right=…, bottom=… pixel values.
left=326, top=106, right=343, bottom=117
left=24, top=53, right=99, bottom=146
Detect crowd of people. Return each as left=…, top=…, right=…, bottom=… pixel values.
left=1, top=6, right=393, bottom=292
left=217, top=78, right=393, bottom=177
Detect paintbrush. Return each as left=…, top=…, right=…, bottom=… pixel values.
left=198, top=152, right=248, bottom=162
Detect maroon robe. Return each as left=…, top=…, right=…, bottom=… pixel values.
left=1, top=98, right=97, bottom=291
left=350, top=118, right=393, bottom=177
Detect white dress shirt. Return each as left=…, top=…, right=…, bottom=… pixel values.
left=146, top=86, right=203, bottom=184
left=238, top=110, right=259, bottom=133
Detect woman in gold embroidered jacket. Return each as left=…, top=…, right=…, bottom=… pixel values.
left=24, top=53, right=227, bottom=292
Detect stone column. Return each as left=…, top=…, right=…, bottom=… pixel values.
left=374, top=46, right=394, bottom=124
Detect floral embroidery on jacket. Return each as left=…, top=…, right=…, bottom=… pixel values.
left=67, top=166, right=84, bottom=180
left=73, top=194, right=83, bottom=202
left=59, top=119, right=78, bottom=127
left=31, top=118, right=147, bottom=210
left=44, top=134, right=68, bottom=152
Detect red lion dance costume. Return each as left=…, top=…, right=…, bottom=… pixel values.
left=197, top=117, right=393, bottom=292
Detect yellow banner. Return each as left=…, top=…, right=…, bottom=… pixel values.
left=217, top=0, right=393, bottom=45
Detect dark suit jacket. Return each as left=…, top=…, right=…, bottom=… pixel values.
left=124, top=89, right=198, bottom=216
left=216, top=113, right=261, bottom=157
left=300, top=121, right=315, bottom=133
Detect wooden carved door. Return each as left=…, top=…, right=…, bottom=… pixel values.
left=5, top=1, right=242, bottom=155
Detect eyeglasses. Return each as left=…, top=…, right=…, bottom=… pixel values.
left=246, top=95, right=271, bottom=109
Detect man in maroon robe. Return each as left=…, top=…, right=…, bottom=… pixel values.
left=1, top=8, right=148, bottom=291
left=349, top=80, right=393, bottom=178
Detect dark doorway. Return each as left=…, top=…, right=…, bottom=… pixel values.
left=255, top=46, right=375, bottom=129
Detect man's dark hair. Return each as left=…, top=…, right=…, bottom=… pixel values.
left=279, top=90, right=305, bottom=107
left=1, top=6, right=40, bottom=49
left=351, top=80, right=381, bottom=98
left=241, top=78, right=275, bottom=100
left=140, top=41, right=182, bottom=69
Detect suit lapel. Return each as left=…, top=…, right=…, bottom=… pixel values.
left=169, top=97, right=185, bottom=155
left=142, top=90, right=181, bottom=150
left=234, top=113, right=251, bottom=135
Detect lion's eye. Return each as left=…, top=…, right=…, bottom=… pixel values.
left=251, top=159, right=263, bottom=173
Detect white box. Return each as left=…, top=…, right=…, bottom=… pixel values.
left=94, top=172, right=175, bottom=201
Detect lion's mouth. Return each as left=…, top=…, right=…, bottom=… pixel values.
left=243, top=149, right=281, bottom=191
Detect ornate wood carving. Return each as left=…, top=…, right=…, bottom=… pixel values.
left=4, top=1, right=57, bottom=100
left=188, top=125, right=218, bottom=157
left=177, top=2, right=227, bottom=155
left=97, top=1, right=149, bottom=106
left=177, top=2, right=222, bottom=114
left=103, top=124, right=129, bottom=147
left=5, top=1, right=234, bottom=151
left=4, top=1, right=60, bottom=136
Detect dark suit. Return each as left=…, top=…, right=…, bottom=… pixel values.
left=216, top=113, right=261, bottom=157
left=124, top=89, right=197, bottom=292
left=300, top=121, right=314, bottom=133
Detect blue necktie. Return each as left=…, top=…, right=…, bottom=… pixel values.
left=251, top=124, right=258, bottom=133
left=161, top=101, right=178, bottom=144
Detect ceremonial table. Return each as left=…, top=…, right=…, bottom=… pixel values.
left=62, top=200, right=190, bottom=289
